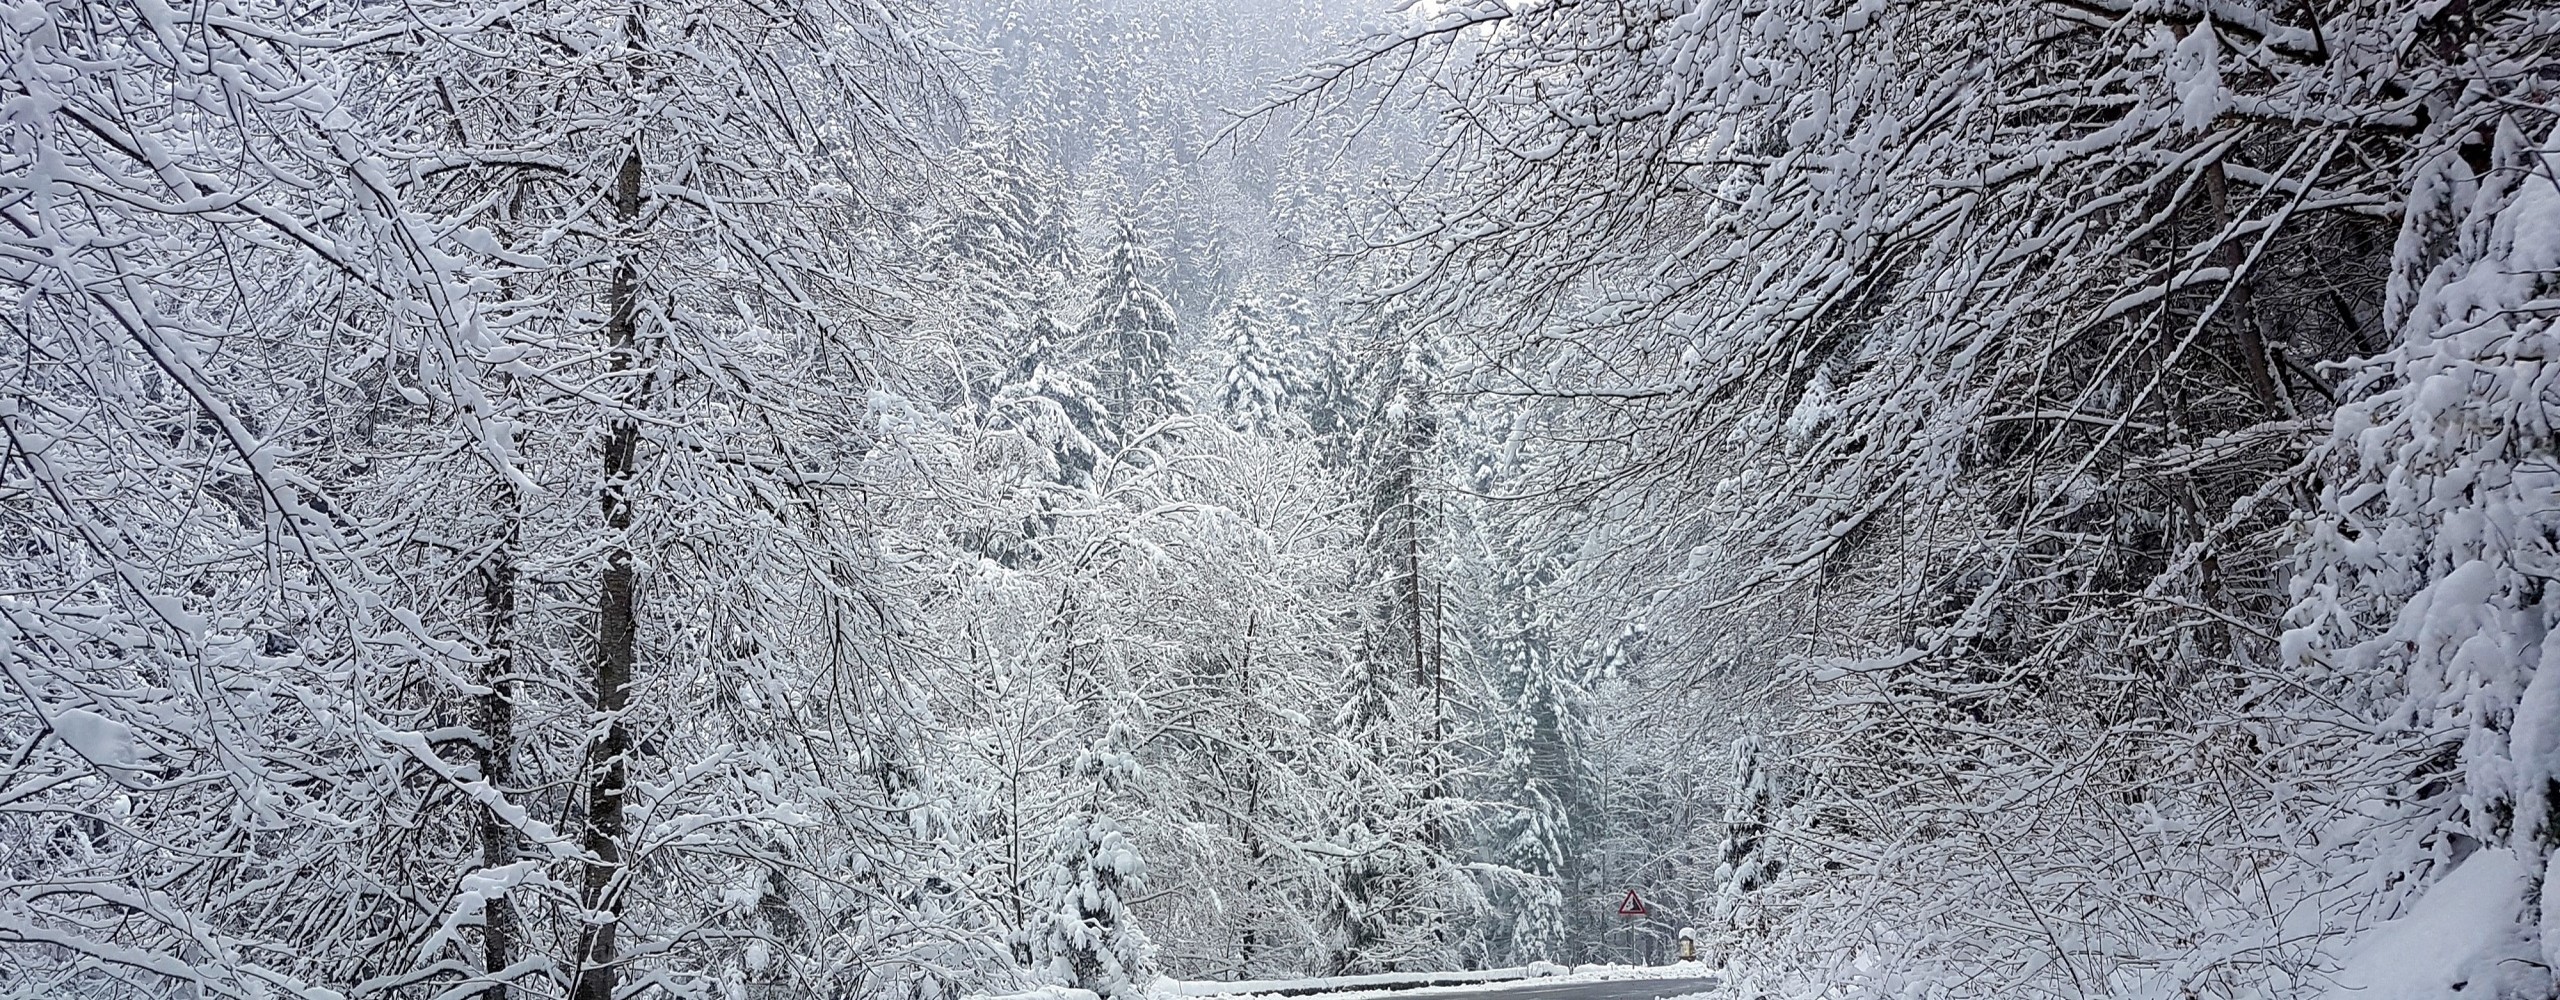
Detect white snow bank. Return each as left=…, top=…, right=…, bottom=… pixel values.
left=1558, top=963, right=1718, bottom=981
left=2321, top=848, right=2539, bottom=1000
left=971, top=962, right=1717, bottom=1000
left=1167, top=967, right=1537, bottom=997
left=1159, top=963, right=1715, bottom=999
left=977, top=988, right=1101, bottom=1000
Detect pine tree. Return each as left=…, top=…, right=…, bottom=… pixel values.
left=2292, top=119, right=2560, bottom=924
left=1712, top=736, right=1780, bottom=930
left=943, top=131, right=1079, bottom=404
left=1083, top=219, right=1188, bottom=426
left=1314, top=312, right=1472, bottom=976
left=1481, top=546, right=1580, bottom=965
left=1033, top=721, right=1157, bottom=1000
left=995, top=312, right=1116, bottom=490
left=1213, top=294, right=1305, bottom=434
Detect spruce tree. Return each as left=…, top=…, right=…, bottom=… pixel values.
left=1712, top=736, right=1780, bottom=929
left=1483, top=547, right=1579, bottom=965
left=1033, top=721, right=1157, bottom=1000
left=1082, top=219, right=1188, bottom=426
left=1213, top=294, right=1305, bottom=435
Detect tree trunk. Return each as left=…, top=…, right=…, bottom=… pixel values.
left=478, top=497, right=520, bottom=998
left=1237, top=615, right=1263, bottom=978
left=2201, top=159, right=2283, bottom=413
left=574, top=129, right=647, bottom=1000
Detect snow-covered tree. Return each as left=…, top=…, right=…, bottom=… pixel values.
left=1710, top=736, right=1779, bottom=930
left=20, top=0, right=2552, bottom=996
left=1034, top=721, right=1157, bottom=999
left=940, top=132, right=1082, bottom=405
left=0, top=1, right=979, bottom=998
left=1278, top=0, right=2560, bottom=995
left=1213, top=294, right=1309, bottom=435
left=1461, top=514, right=1586, bottom=965
left=2291, top=118, right=2560, bottom=959
left=1084, top=219, right=1190, bottom=426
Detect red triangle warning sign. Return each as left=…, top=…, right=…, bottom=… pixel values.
left=1617, top=889, right=1648, bottom=916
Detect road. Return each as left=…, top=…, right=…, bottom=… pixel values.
left=1410, top=976, right=1721, bottom=1000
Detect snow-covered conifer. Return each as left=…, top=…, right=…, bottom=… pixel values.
left=1214, top=294, right=1309, bottom=434
left=1034, top=722, right=1157, bottom=999
left=1083, top=219, right=1190, bottom=424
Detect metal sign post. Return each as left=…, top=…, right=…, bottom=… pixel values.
left=1616, top=890, right=1648, bottom=964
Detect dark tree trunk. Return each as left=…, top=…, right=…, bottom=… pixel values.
left=478, top=499, right=520, bottom=998
left=575, top=136, right=647, bottom=1000
left=2200, top=159, right=2285, bottom=415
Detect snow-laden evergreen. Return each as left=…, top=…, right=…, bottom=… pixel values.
left=1084, top=222, right=1189, bottom=426
left=1033, top=725, right=1157, bottom=1000
left=2292, top=120, right=2560, bottom=981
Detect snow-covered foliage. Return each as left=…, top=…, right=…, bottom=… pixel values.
left=3, top=0, right=973, bottom=995
left=9, top=0, right=2554, bottom=996
left=2294, top=121, right=2560, bottom=923
left=1273, top=0, right=2560, bottom=995
left=1033, top=727, right=1156, bottom=1000
left=1212, top=295, right=1313, bottom=436
left=1708, top=737, right=1777, bottom=928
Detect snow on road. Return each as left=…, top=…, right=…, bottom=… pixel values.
left=1385, top=977, right=1719, bottom=1000
left=982, top=964, right=1720, bottom=1000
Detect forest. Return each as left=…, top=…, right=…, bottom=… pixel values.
left=0, top=0, right=2555, bottom=999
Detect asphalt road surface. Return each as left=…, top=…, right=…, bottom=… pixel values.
left=1413, top=976, right=1721, bottom=1000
